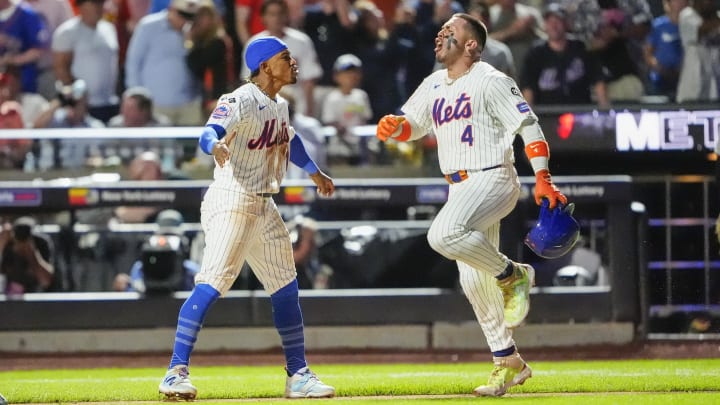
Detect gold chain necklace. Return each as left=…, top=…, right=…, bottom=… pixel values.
left=445, top=62, right=476, bottom=85
left=249, top=79, right=274, bottom=100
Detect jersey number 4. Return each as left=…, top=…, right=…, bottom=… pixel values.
left=460, top=125, right=474, bottom=146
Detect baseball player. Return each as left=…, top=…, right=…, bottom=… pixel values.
left=376, top=13, right=567, bottom=397
left=158, top=36, right=335, bottom=400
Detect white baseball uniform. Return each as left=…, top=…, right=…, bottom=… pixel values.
left=401, top=61, right=543, bottom=351
left=194, top=83, right=298, bottom=295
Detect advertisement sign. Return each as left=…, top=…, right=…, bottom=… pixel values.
left=0, top=189, right=42, bottom=207
left=540, top=108, right=720, bottom=154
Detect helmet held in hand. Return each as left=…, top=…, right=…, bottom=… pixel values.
left=524, top=199, right=580, bottom=259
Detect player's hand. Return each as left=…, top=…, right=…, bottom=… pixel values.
left=376, top=115, right=405, bottom=141
left=309, top=170, right=335, bottom=198
left=212, top=141, right=230, bottom=168
left=534, top=169, right=567, bottom=209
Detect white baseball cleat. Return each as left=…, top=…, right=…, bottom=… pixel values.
left=284, top=367, right=336, bottom=398
left=473, top=352, right=532, bottom=397
left=159, top=365, right=197, bottom=400
left=497, top=262, right=535, bottom=328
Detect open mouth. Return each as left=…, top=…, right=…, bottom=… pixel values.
left=434, top=38, right=443, bottom=53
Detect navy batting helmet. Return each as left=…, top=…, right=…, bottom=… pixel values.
left=524, top=199, right=580, bottom=259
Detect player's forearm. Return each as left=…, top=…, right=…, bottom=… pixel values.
left=519, top=124, right=549, bottom=174
left=289, top=135, right=319, bottom=174
left=199, top=125, right=225, bottom=155
left=402, top=116, right=429, bottom=142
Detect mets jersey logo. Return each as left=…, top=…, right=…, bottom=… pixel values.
left=248, top=119, right=290, bottom=150
left=432, top=93, right=472, bottom=127
left=212, top=103, right=232, bottom=119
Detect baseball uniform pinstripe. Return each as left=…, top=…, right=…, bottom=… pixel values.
left=195, top=85, right=296, bottom=295
left=159, top=37, right=336, bottom=401
left=401, top=61, right=537, bottom=350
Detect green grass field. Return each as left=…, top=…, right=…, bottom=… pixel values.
left=1, top=359, right=719, bottom=404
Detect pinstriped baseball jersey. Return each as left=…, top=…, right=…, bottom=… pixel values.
left=206, top=83, right=295, bottom=194
left=401, top=62, right=537, bottom=175
left=196, top=81, right=299, bottom=296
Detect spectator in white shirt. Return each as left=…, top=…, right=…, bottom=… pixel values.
left=52, top=0, right=120, bottom=123
left=241, top=0, right=323, bottom=117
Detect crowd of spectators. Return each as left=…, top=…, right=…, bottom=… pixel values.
left=1, top=0, right=719, bottom=294
left=0, top=0, right=718, bottom=170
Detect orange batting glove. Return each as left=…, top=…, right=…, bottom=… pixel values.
left=534, top=169, right=568, bottom=209
left=376, top=115, right=411, bottom=142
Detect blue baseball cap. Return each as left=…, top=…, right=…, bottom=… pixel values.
left=246, top=36, right=289, bottom=72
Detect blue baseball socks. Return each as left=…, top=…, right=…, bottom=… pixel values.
left=169, top=283, right=220, bottom=369
left=493, top=345, right=516, bottom=358
left=271, top=279, right=307, bottom=376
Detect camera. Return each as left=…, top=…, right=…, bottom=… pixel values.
left=141, top=233, right=187, bottom=294
left=13, top=223, right=32, bottom=241
left=58, top=92, right=76, bottom=107
left=12, top=217, right=36, bottom=242
left=55, top=79, right=87, bottom=107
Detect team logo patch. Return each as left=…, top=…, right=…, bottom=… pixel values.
left=511, top=87, right=521, bottom=96
left=516, top=102, right=530, bottom=113
left=211, top=103, right=232, bottom=118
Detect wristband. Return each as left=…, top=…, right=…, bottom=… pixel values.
left=525, top=140, right=549, bottom=159
left=394, top=119, right=411, bottom=142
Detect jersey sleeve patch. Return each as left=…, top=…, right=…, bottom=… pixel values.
left=516, top=101, right=530, bottom=113
left=211, top=103, right=233, bottom=119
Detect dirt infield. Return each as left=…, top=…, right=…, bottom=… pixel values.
left=2, top=341, right=718, bottom=371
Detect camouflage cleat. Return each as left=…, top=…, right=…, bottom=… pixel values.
left=285, top=367, right=336, bottom=398
left=497, top=262, right=535, bottom=328
left=159, top=365, right=197, bottom=401
left=473, top=352, right=532, bottom=397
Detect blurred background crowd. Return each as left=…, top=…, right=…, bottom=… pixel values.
left=1, top=0, right=719, bottom=298
left=0, top=0, right=718, bottom=173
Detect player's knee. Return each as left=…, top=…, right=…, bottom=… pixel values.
left=428, top=221, right=472, bottom=260
left=427, top=224, right=454, bottom=257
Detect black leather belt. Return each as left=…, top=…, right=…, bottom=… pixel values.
left=444, top=164, right=504, bottom=184
left=256, top=193, right=274, bottom=198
